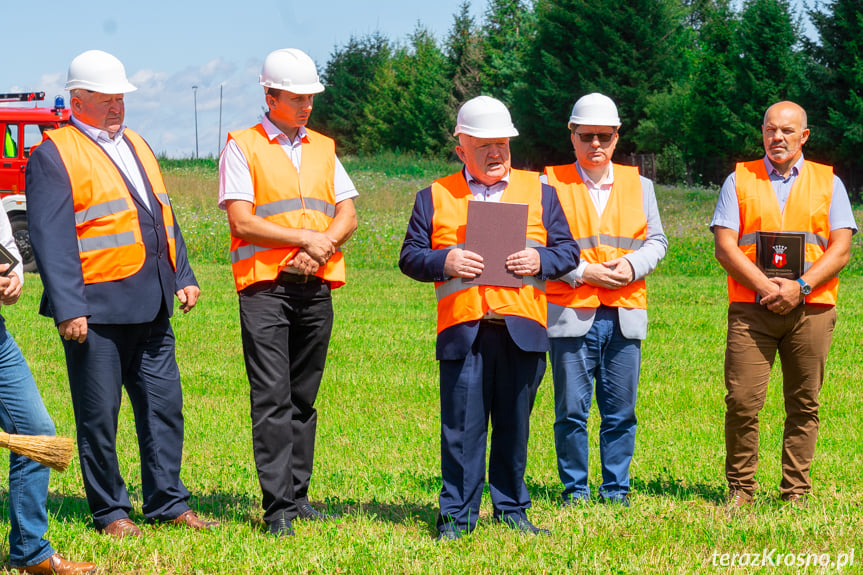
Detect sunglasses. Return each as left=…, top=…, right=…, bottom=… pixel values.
left=574, top=131, right=616, bottom=143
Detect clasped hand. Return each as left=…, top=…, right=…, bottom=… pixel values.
left=288, top=230, right=337, bottom=275
left=582, top=258, right=634, bottom=289
left=445, top=248, right=540, bottom=279
left=0, top=266, right=21, bottom=305
left=759, top=277, right=802, bottom=315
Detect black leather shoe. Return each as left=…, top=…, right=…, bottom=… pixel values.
left=499, top=516, right=551, bottom=536
left=298, top=503, right=339, bottom=521
left=268, top=514, right=294, bottom=537
left=436, top=524, right=463, bottom=541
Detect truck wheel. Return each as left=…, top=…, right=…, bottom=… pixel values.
left=9, top=215, right=37, bottom=273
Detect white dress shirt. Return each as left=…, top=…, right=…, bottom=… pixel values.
left=218, top=115, right=358, bottom=209
left=71, top=116, right=151, bottom=211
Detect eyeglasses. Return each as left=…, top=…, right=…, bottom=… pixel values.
left=574, top=131, right=616, bottom=143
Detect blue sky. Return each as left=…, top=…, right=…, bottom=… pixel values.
left=2, top=0, right=484, bottom=158
left=4, top=1, right=816, bottom=158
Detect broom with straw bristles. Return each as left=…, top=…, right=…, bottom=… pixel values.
left=0, top=431, right=75, bottom=472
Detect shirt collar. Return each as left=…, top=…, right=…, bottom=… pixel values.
left=763, top=154, right=804, bottom=179
left=575, top=162, right=614, bottom=188
left=71, top=114, right=126, bottom=143
left=262, top=115, right=309, bottom=145
left=463, top=166, right=510, bottom=189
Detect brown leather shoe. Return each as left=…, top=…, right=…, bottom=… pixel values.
left=170, top=509, right=219, bottom=530
left=18, top=552, right=96, bottom=574
left=782, top=493, right=809, bottom=509
left=724, top=489, right=753, bottom=517
left=99, top=517, right=141, bottom=538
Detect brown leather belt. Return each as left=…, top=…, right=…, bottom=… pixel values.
left=277, top=272, right=322, bottom=285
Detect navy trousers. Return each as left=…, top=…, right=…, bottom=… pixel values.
left=62, top=308, right=190, bottom=529
left=437, top=322, right=545, bottom=532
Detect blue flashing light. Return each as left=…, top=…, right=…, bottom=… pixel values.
left=54, top=95, right=65, bottom=109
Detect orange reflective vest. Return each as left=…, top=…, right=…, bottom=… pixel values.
left=544, top=163, right=647, bottom=309
left=730, top=159, right=836, bottom=305
left=431, top=169, right=548, bottom=334
left=44, top=126, right=177, bottom=284
left=227, top=125, right=345, bottom=292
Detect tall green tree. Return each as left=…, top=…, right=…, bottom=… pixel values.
left=805, top=0, right=863, bottom=197
left=358, top=26, right=452, bottom=156
left=446, top=1, right=486, bottom=105
left=680, top=0, right=746, bottom=184
left=731, top=0, right=806, bottom=160
left=480, top=0, right=534, bottom=106
left=316, top=33, right=391, bottom=154
left=515, top=0, right=690, bottom=168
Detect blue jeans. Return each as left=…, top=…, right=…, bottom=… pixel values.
left=0, top=327, right=55, bottom=567
left=550, top=307, right=640, bottom=501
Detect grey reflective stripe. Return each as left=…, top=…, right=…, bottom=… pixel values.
left=304, top=197, right=336, bottom=217
left=524, top=276, right=546, bottom=292
left=256, top=198, right=304, bottom=218
left=230, top=243, right=269, bottom=264
left=78, top=231, right=136, bottom=253
left=166, top=226, right=175, bottom=239
left=230, top=243, right=341, bottom=265
left=435, top=278, right=470, bottom=301
left=74, top=198, right=129, bottom=225
left=603, top=235, right=644, bottom=251
left=573, top=235, right=644, bottom=250
left=738, top=232, right=757, bottom=246
left=525, top=238, right=544, bottom=248
left=434, top=275, right=546, bottom=301
left=738, top=231, right=829, bottom=249
left=156, top=193, right=171, bottom=206
left=575, top=236, right=599, bottom=250
left=255, top=197, right=336, bottom=218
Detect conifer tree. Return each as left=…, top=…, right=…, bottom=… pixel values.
left=316, top=33, right=391, bottom=154
left=805, top=0, right=863, bottom=196
left=514, top=0, right=689, bottom=167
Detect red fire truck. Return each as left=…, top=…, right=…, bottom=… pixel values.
left=0, top=91, right=70, bottom=272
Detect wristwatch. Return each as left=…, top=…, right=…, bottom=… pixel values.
left=797, top=277, right=812, bottom=296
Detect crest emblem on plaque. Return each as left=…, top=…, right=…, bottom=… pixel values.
left=772, top=244, right=788, bottom=268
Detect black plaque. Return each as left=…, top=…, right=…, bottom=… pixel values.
left=755, top=231, right=805, bottom=280
left=0, top=243, right=19, bottom=277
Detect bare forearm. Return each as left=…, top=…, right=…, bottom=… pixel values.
left=325, top=199, right=358, bottom=247
left=801, top=229, right=853, bottom=289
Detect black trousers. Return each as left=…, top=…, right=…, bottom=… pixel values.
left=62, top=308, right=190, bottom=529
left=239, top=277, right=333, bottom=523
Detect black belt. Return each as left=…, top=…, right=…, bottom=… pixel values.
left=277, top=272, right=323, bottom=285
left=480, top=318, right=507, bottom=326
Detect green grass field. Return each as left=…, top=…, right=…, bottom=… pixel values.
left=1, top=154, right=860, bottom=573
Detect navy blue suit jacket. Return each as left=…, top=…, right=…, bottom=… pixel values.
left=25, top=131, right=197, bottom=326
left=399, top=171, right=579, bottom=360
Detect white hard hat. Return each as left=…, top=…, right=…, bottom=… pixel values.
left=65, top=50, right=137, bottom=94
left=259, top=49, right=324, bottom=94
left=454, top=95, right=519, bottom=138
left=568, top=93, right=620, bottom=128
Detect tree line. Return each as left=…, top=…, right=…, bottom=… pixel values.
left=312, top=0, right=863, bottom=199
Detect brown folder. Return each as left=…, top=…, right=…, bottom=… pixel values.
left=464, top=200, right=528, bottom=288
